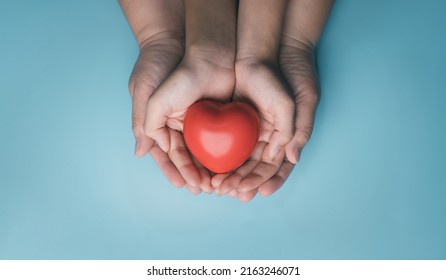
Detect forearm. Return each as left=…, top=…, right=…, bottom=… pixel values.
left=184, top=0, right=236, bottom=66
left=282, top=0, right=334, bottom=49
left=236, top=0, right=288, bottom=62
left=118, top=0, right=184, bottom=48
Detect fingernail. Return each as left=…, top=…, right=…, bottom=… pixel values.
left=269, top=145, right=280, bottom=160
left=288, top=146, right=299, bottom=164
left=220, top=188, right=229, bottom=195
left=134, top=139, right=140, bottom=156
left=215, top=188, right=222, bottom=196
left=204, top=188, right=214, bottom=194
left=189, top=180, right=200, bottom=188
left=295, top=147, right=302, bottom=163
left=211, top=178, right=221, bottom=188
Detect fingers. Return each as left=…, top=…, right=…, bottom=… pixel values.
left=131, top=81, right=156, bottom=157
left=266, top=95, right=295, bottom=160
left=185, top=184, right=202, bottom=195
left=227, top=189, right=238, bottom=197
left=258, top=160, right=295, bottom=197
left=143, top=73, right=179, bottom=153
left=134, top=133, right=153, bottom=158
left=279, top=44, right=320, bottom=164
left=144, top=69, right=197, bottom=153
left=168, top=129, right=201, bottom=188
left=285, top=89, right=318, bottom=163
left=238, top=147, right=285, bottom=192
left=213, top=141, right=266, bottom=195
left=192, top=157, right=214, bottom=194
left=144, top=93, right=171, bottom=152
left=149, top=144, right=186, bottom=188
left=260, top=68, right=295, bottom=161
left=237, top=189, right=258, bottom=203
left=281, top=53, right=319, bottom=164
left=241, top=64, right=295, bottom=161
left=129, top=46, right=182, bottom=157
left=210, top=172, right=231, bottom=190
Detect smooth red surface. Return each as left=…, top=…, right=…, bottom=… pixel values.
left=183, top=100, right=260, bottom=173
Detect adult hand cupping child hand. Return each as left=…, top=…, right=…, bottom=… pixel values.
left=213, top=0, right=333, bottom=202
left=257, top=0, right=334, bottom=198
left=120, top=0, right=333, bottom=201
left=119, top=0, right=187, bottom=187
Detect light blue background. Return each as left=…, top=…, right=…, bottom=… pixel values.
left=1, top=0, right=445, bottom=259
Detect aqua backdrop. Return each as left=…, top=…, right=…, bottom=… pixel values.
left=1, top=0, right=445, bottom=259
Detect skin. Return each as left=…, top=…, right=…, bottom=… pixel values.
left=118, top=0, right=187, bottom=187
left=212, top=0, right=294, bottom=201
left=143, top=0, right=237, bottom=194
left=120, top=0, right=333, bottom=201
left=214, top=0, right=334, bottom=202
left=258, top=0, right=334, bottom=198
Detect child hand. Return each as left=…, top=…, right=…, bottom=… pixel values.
left=143, top=0, right=237, bottom=193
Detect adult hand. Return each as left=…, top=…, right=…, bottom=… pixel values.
left=119, top=0, right=189, bottom=188
left=256, top=0, right=334, bottom=198
left=213, top=44, right=319, bottom=202
left=253, top=43, right=319, bottom=198
left=130, top=38, right=187, bottom=188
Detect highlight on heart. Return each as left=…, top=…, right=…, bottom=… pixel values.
left=183, top=99, right=260, bottom=174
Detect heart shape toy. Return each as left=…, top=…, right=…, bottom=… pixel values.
left=183, top=100, right=260, bottom=173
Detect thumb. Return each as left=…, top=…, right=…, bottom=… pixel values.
left=285, top=86, right=319, bottom=164
left=280, top=45, right=320, bottom=164
left=266, top=90, right=295, bottom=161
left=143, top=69, right=196, bottom=153
left=144, top=93, right=170, bottom=153
left=131, top=81, right=157, bottom=157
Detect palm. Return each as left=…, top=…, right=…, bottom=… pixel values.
left=211, top=62, right=294, bottom=202
left=253, top=44, right=320, bottom=198
left=144, top=57, right=236, bottom=193
left=213, top=46, right=320, bottom=202
left=234, top=63, right=292, bottom=148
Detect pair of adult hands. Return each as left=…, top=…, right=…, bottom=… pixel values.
left=129, top=33, right=319, bottom=202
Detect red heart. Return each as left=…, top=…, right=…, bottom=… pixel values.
left=183, top=100, right=260, bottom=173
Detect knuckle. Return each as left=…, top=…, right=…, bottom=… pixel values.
left=296, top=84, right=319, bottom=105
left=128, top=76, right=135, bottom=98
left=129, top=77, right=157, bottom=100
left=167, top=145, right=186, bottom=158
left=136, top=82, right=154, bottom=98
left=131, top=115, right=143, bottom=137
left=295, top=125, right=313, bottom=146
left=304, top=88, right=319, bottom=103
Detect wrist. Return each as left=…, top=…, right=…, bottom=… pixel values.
left=236, top=46, right=279, bottom=67
left=138, top=29, right=184, bottom=52
left=280, top=33, right=315, bottom=52
left=176, top=46, right=236, bottom=97
left=236, top=0, right=286, bottom=66
left=184, top=0, right=236, bottom=69
left=184, top=44, right=235, bottom=71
